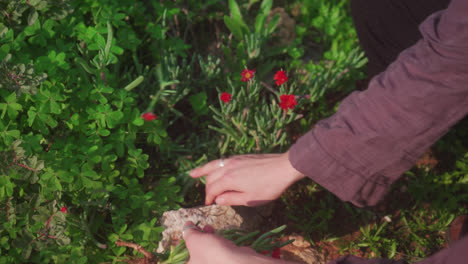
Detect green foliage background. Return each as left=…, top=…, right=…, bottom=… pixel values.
left=0, top=0, right=466, bottom=263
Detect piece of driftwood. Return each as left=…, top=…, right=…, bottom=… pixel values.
left=280, top=233, right=326, bottom=264
left=157, top=205, right=244, bottom=253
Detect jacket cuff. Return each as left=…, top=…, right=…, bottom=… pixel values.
left=288, top=130, right=391, bottom=208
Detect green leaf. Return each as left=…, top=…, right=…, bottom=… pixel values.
left=82, top=169, right=99, bottom=180
left=4, top=91, right=15, bottom=103
left=29, top=0, right=42, bottom=6
left=133, top=117, right=144, bottom=126
left=124, top=76, right=144, bottom=91
left=266, top=14, right=280, bottom=35
left=50, top=100, right=61, bottom=114
left=105, top=22, right=113, bottom=60
left=6, top=130, right=20, bottom=138
left=132, top=108, right=144, bottom=126
left=27, top=108, right=36, bottom=127
left=0, top=103, right=6, bottom=119
left=189, top=92, right=209, bottom=116
left=9, top=102, right=22, bottom=111
left=54, top=177, right=62, bottom=191
left=98, top=128, right=110, bottom=136
left=228, top=0, right=243, bottom=23
left=118, top=224, right=127, bottom=234
left=0, top=23, right=8, bottom=38
left=94, top=33, right=106, bottom=49
left=88, top=145, right=98, bottom=153
left=70, top=113, right=80, bottom=125
left=106, top=111, right=123, bottom=128
left=254, top=14, right=266, bottom=35
left=108, top=233, right=119, bottom=243
left=254, top=0, right=272, bottom=34
left=22, top=244, right=32, bottom=260
left=24, top=21, right=40, bottom=36
left=57, top=171, right=73, bottom=183
left=0, top=44, right=10, bottom=60
left=224, top=16, right=243, bottom=41
left=148, top=132, right=161, bottom=144
left=120, top=233, right=133, bottom=240
left=114, top=246, right=126, bottom=256
left=41, top=171, right=53, bottom=180
left=90, top=155, right=102, bottom=163
left=75, top=57, right=96, bottom=74
left=28, top=10, right=39, bottom=26
left=259, top=0, right=273, bottom=17
left=5, top=182, right=13, bottom=196
left=7, top=103, right=22, bottom=119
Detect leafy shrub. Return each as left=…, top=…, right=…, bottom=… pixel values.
left=0, top=0, right=370, bottom=262
left=0, top=1, right=185, bottom=262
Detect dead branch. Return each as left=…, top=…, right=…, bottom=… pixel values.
left=115, top=240, right=154, bottom=260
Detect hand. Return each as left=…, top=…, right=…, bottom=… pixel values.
left=183, top=221, right=293, bottom=264
left=189, top=151, right=304, bottom=206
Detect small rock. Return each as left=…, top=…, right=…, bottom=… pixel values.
left=280, top=234, right=325, bottom=264
left=289, top=234, right=311, bottom=248
left=157, top=205, right=245, bottom=253
left=267, top=8, right=296, bottom=46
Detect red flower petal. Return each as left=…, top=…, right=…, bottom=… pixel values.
left=279, top=94, right=297, bottom=111
left=220, top=92, right=232, bottom=103
left=271, top=248, right=281, bottom=259
left=240, top=69, right=255, bottom=82
left=141, top=112, right=157, bottom=121
left=60, top=206, right=68, bottom=213
left=274, top=70, right=288, bottom=86
left=260, top=248, right=281, bottom=259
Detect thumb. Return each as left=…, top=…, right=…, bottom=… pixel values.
left=183, top=221, right=203, bottom=250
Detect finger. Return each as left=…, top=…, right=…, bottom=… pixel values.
left=205, top=166, right=227, bottom=186
left=205, top=176, right=239, bottom=205
left=183, top=221, right=201, bottom=241
left=190, top=158, right=229, bottom=178
left=215, top=191, right=249, bottom=206
left=183, top=221, right=203, bottom=264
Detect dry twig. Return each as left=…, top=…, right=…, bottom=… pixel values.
left=115, top=240, right=154, bottom=260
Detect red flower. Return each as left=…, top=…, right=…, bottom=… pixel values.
left=271, top=248, right=281, bottom=259
left=240, top=69, right=255, bottom=82
left=279, top=94, right=297, bottom=111
left=60, top=206, right=68, bottom=213
left=274, top=70, right=288, bottom=86
left=220, top=92, right=232, bottom=103
left=260, top=248, right=281, bottom=259
left=141, top=112, right=157, bottom=121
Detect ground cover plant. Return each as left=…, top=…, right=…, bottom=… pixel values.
left=0, top=0, right=466, bottom=263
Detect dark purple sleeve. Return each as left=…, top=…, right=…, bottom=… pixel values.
left=288, top=0, right=468, bottom=207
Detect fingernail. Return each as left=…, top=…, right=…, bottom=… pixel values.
left=203, top=225, right=215, bottom=233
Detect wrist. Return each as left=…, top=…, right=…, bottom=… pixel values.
left=282, top=151, right=305, bottom=183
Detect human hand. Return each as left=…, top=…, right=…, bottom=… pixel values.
left=189, top=151, right=304, bottom=206
left=183, top=221, right=293, bottom=264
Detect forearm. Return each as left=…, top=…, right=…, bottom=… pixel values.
left=289, top=0, right=468, bottom=207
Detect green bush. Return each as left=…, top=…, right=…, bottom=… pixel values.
left=0, top=0, right=370, bottom=262
left=0, top=1, right=186, bottom=262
